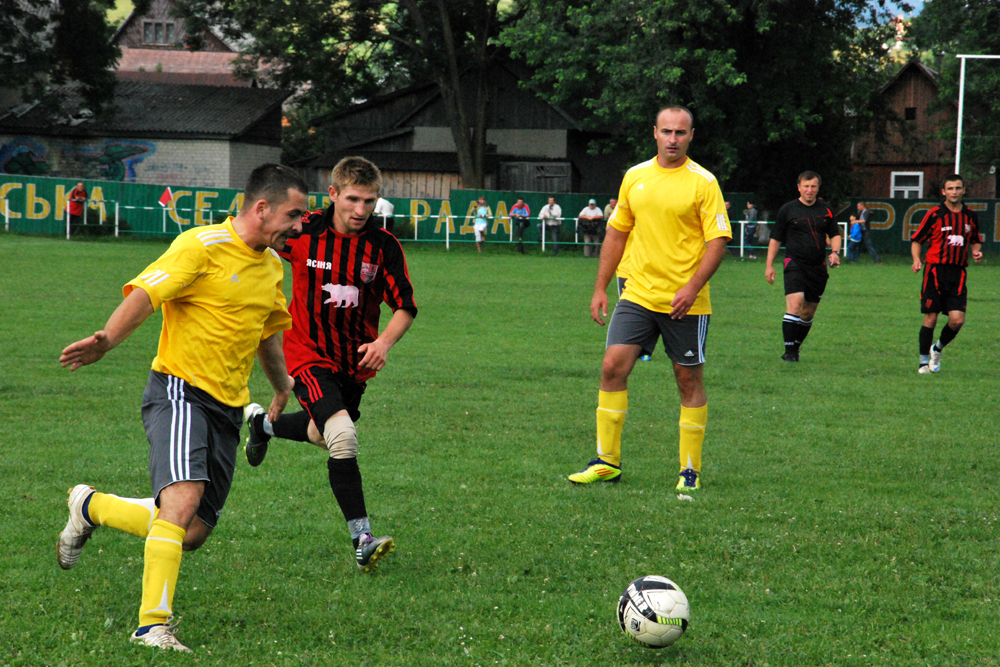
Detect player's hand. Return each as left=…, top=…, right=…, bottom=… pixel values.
left=973, top=250, right=983, bottom=263
left=591, top=290, right=608, bottom=326
left=358, top=338, right=390, bottom=371
left=59, top=330, right=110, bottom=370
left=268, top=388, right=291, bottom=423
left=829, top=252, right=840, bottom=268
left=669, top=284, right=698, bottom=320
left=765, top=265, right=775, bottom=285
left=912, top=260, right=922, bottom=273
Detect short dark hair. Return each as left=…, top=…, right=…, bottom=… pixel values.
left=656, top=104, right=695, bottom=127
left=797, top=170, right=822, bottom=185
left=242, top=164, right=308, bottom=212
left=942, top=173, right=964, bottom=186
left=331, top=156, right=382, bottom=193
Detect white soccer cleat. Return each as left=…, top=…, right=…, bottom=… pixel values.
left=929, top=346, right=941, bottom=372
left=130, top=621, right=192, bottom=652
left=57, top=484, right=96, bottom=570
left=918, top=365, right=931, bottom=374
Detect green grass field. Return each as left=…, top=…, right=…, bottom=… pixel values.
left=2, top=234, right=999, bottom=666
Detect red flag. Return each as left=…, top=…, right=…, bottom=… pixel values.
left=158, top=187, right=173, bottom=207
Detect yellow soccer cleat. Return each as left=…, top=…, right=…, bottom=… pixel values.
left=676, top=468, right=700, bottom=491
left=569, top=459, right=622, bottom=484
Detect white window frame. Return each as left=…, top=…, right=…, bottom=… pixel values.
left=890, top=171, right=924, bottom=199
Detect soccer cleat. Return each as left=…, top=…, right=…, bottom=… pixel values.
left=356, top=534, right=395, bottom=573
left=929, top=346, right=942, bottom=372
left=676, top=468, right=701, bottom=491
left=639, top=354, right=652, bottom=362
left=243, top=403, right=270, bottom=467
left=130, top=621, right=192, bottom=652
left=57, top=484, right=96, bottom=570
left=918, top=364, right=931, bottom=374
left=781, top=352, right=799, bottom=363
left=568, top=459, right=622, bottom=484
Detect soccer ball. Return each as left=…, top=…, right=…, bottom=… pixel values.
left=617, top=575, right=690, bottom=648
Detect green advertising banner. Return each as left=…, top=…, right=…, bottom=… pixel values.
left=2, top=174, right=996, bottom=253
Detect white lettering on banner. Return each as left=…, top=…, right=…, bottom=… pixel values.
left=322, top=283, right=359, bottom=307
left=947, top=235, right=965, bottom=247
left=307, top=258, right=333, bottom=271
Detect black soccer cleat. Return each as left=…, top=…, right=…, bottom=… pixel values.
left=781, top=352, right=799, bottom=363
left=243, top=403, right=271, bottom=467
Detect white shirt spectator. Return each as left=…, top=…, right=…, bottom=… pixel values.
left=374, top=197, right=395, bottom=218
left=539, top=202, right=562, bottom=226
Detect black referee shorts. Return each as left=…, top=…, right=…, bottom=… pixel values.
left=921, top=263, right=967, bottom=314
left=783, top=257, right=829, bottom=303
left=293, top=365, right=366, bottom=428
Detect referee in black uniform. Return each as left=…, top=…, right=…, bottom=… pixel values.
left=764, top=171, right=841, bottom=362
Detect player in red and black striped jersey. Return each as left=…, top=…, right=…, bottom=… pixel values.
left=910, top=174, right=982, bottom=374
left=243, top=157, right=417, bottom=571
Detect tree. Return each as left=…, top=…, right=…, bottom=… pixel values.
left=503, top=0, right=903, bottom=207
left=0, top=0, right=134, bottom=111
left=176, top=0, right=513, bottom=187
left=909, top=0, right=1000, bottom=180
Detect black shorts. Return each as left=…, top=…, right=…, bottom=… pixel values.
left=293, top=366, right=366, bottom=428
left=783, top=257, right=829, bottom=303
left=921, top=263, right=967, bottom=314
left=142, top=371, right=242, bottom=528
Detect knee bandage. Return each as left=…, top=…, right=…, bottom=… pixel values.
left=323, top=414, right=358, bottom=459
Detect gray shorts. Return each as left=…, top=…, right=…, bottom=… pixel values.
left=141, top=370, right=242, bottom=528
left=606, top=299, right=709, bottom=366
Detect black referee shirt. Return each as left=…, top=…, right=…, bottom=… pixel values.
left=771, top=198, right=840, bottom=266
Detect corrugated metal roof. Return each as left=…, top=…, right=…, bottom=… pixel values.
left=0, top=81, right=290, bottom=138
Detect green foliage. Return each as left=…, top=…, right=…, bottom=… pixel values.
left=0, top=0, right=147, bottom=110
left=503, top=0, right=903, bottom=208
left=909, top=0, right=1000, bottom=178
left=3, top=234, right=1000, bottom=665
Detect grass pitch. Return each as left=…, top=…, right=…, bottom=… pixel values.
left=2, top=235, right=999, bottom=666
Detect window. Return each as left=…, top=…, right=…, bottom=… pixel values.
left=891, top=171, right=923, bottom=199
left=904, top=107, right=917, bottom=121
left=142, top=21, right=176, bottom=45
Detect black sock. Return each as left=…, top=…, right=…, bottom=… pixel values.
left=919, top=325, right=935, bottom=355
left=938, top=324, right=960, bottom=349
left=797, top=318, right=813, bottom=349
left=272, top=410, right=311, bottom=442
left=328, top=457, right=367, bottom=525
left=782, top=314, right=799, bottom=352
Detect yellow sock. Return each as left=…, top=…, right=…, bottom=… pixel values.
left=679, top=404, right=707, bottom=472
left=87, top=492, right=159, bottom=537
left=596, top=390, right=628, bottom=467
left=138, top=519, right=186, bottom=629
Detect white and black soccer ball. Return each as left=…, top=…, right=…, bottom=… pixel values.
left=617, top=575, right=690, bottom=648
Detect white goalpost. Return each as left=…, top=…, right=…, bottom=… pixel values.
left=954, top=54, right=1000, bottom=175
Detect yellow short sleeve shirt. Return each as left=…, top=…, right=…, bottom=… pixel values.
left=124, top=219, right=292, bottom=406
left=609, top=157, right=731, bottom=314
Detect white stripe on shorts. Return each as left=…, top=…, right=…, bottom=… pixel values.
left=167, top=375, right=191, bottom=482
left=698, top=314, right=708, bottom=364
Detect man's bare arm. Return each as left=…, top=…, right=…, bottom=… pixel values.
left=256, top=332, right=295, bottom=422
left=60, top=288, right=154, bottom=370
left=669, top=237, right=728, bottom=319
left=358, top=308, right=416, bottom=371
left=592, top=226, right=629, bottom=326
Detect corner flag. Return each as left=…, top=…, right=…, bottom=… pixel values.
left=158, top=187, right=173, bottom=207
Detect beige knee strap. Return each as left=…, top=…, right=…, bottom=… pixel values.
left=323, top=414, right=358, bottom=459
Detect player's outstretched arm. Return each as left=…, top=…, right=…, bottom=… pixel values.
left=256, top=332, right=294, bottom=422
left=764, top=239, right=781, bottom=284
left=910, top=241, right=923, bottom=273
left=592, top=227, right=629, bottom=326
left=358, top=308, right=416, bottom=372
left=60, top=288, right=154, bottom=371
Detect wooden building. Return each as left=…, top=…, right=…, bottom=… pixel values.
left=853, top=59, right=995, bottom=199
left=296, top=60, right=628, bottom=199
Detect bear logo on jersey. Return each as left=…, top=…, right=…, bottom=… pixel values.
left=947, top=235, right=965, bottom=247
left=322, top=283, right=359, bottom=307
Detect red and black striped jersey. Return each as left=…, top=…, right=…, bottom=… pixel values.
left=279, top=206, right=417, bottom=383
left=911, top=204, right=982, bottom=267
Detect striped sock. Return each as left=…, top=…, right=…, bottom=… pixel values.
left=138, top=520, right=186, bottom=629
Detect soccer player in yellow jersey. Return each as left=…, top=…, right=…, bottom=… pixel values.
left=56, top=164, right=308, bottom=652
left=569, top=106, right=731, bottom=492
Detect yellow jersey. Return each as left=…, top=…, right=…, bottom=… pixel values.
left=123, top=218, right=292, bottom=407
left=609, top=156, right=731, bottom=314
